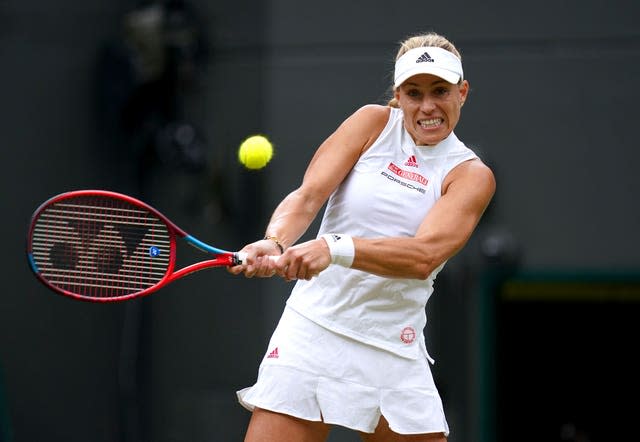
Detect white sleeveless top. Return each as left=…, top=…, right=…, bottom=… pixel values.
left=286, top=107, right=478, bottom=359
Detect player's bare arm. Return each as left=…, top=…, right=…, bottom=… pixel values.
left=352, top=159, right=495, bottom=279
left=266, top=105, right=390, bottom=249
left=229, top=105, right=389, bottom=278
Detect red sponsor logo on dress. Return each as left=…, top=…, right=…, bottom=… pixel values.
left=266, top=347, right=279, bottom=358
left=388, top=163, right=428, bottom=186
left=400, top=327, right=416, bottom=344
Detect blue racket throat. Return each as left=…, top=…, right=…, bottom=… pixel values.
left=185, top=235, right=231, bottom=255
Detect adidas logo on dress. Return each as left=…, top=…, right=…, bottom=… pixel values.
left=404, top=155, right=419, bottom=167
left=267, top=347, right=279, bottom=359
left=416, top=52, right=434, bottom=63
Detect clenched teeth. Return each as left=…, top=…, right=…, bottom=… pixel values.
left=419, top=118, right=443, bottom=128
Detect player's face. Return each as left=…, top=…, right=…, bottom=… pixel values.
left=395, top=74, right=469, bottom=146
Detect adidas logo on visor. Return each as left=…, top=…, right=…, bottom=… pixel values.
left=416, top=52, right=434, bottom=63
left=394, top=46, right=464, bottom=88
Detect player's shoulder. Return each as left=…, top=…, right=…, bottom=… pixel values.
left=342, top=104, right=392, bottom=136
left=352, top=104, right=392, bottom=122
left=446, top=158, right=496, bottom=195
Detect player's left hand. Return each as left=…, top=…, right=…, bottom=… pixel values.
left=274, top=238, right=331, bottom=281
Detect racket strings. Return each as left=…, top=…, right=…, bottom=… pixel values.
left=30, top=195, right=172, bottom=299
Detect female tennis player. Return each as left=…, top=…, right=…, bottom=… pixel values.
left=229, top=31, right=496, bottom=442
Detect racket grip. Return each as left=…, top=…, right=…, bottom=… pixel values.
left=233, top=252, right=279, bottom=265
left=235, top=252, right=248, bottom=265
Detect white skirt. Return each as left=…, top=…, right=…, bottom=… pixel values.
left=237, top=306, right=449, bottom=435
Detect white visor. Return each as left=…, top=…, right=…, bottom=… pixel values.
left=394, top=46, right=463, bottom=88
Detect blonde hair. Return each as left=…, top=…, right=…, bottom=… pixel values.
left=388, top=32, right=462, bottom=107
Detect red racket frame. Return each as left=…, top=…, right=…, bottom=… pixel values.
left=26, top=190, right=240, bottom=302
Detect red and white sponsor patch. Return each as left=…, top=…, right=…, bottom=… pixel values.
left=400, top=326, right=416, bottom=344
left=388, top=162, right=428, bottom=186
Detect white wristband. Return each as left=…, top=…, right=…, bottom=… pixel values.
left=321, top=234, right=355, bottom=268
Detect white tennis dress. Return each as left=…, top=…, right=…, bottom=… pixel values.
left=238, top=107, right=478, bottom=435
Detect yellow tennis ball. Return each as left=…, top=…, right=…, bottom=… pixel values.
left=238, top=135, right=274, bottom=170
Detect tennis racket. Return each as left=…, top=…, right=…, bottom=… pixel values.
left=26, top=190, right=248, bottom=302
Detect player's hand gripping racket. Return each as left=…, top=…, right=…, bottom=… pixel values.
left=26, top=190, right=248, bottom=302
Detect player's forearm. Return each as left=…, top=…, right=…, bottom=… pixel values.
left=351, top=235, right=464, bottom=280
left=264, top=188, right=324, bottom=250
